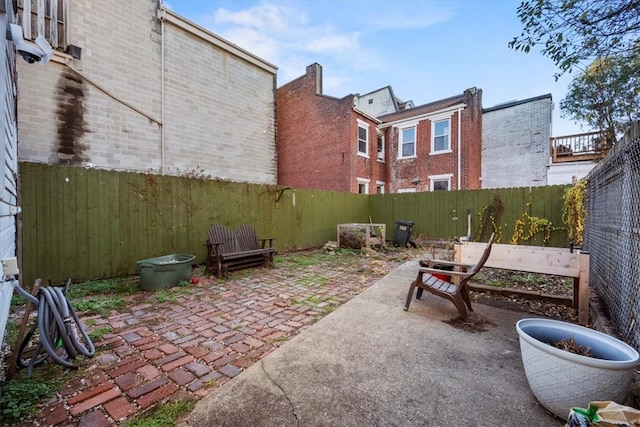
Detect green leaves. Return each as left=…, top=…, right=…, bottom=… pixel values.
left=510, top=0, right=640, bottom=77
left=560, top=49, right=640, bottom=136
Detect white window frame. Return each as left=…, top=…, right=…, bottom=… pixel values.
left=429, top=173, right=453, bottom=191
left=398, top=125, right=416, bottom=159
left=397, top=188, right=416, bottom=193
left=357, top=177, right=370, bottom=194
left=357, top=119, right=369, bottom=157
left=376, top=181, right=385, bottom=194
left=431, top=117, right=452, bottom=154
left=376, top=131, right=385, bottom=162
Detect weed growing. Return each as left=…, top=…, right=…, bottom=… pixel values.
left=70, top=296, right=127, bottom=318
left=0, top=366, right=65, bottom=426
left=120, top=399, right=196, bottom=427
left=87, top=326, right=113, bottom=342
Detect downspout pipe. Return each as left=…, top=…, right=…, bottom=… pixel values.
left=160, top=9, right=166, bottom=175
left=457, top=106, right=462, bottom=189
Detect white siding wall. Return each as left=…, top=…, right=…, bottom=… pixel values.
left=17, top=0, right=277, bottom=184
left=0, top=8, right=18, bottom=351
left=482, top=96, right=552, bottom=188
left=547, top=161, right=596, bottom=185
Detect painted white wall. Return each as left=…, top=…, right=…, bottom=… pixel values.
left=547, top=161, right=596, bottom=185
left=17, top=0, right=277, bottom=184
left=354, top=88, right=398, bottom=117
left=0, top=8, right=19, bottom=351
left=482, top=96, right=552, bottom=188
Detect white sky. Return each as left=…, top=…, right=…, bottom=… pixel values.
left=164, top=0, right=593, bottom=137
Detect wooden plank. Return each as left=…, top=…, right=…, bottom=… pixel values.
left=578, top=252, right=590, bottom=326
left=459, top=242, right=580, bottom=277
left=61, top=166, right=77, bottom=281
left=48, top=165, right=64, bottom=283
left=85, top=169, right=101, bottom=279
left=73, top=168, right=89, bottom=281
left=469, top=283, right=573, bottom=306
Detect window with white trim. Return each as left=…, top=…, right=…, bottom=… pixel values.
left=397, top=188, right=416, bottom=193
left=429, top=174, right=453, bottom=191
left=357, top=178, right=370, bottom=194
left=376, top=182, right=385, bottom=194
left=399, top=126, right=416, bottom=158
left=376, top=132, right=385, bottom=161
left=432, top=119, right=450, bottom=153
left=357, top=120, right=369, bottom=157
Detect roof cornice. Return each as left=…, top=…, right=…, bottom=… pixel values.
left=378, top=102, right=465, bottom=129
left=159, top=7, right=278, bottom=75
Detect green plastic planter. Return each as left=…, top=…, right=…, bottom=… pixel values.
left=137, top=254, right=195, bottom=291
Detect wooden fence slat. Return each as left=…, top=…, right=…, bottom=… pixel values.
left=19, top=163, right=570, bottom=285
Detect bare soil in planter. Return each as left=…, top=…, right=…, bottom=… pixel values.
left=471, top=267, right=578, bottom=323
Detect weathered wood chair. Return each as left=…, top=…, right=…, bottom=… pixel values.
left=205, top=224, right=275, bottom=278
left=404, top=233, right=495, bottom=320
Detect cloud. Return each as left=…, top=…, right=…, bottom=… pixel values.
left=214, top=3, right=300, bottom=33
left=168, top=1, right=448, bottom=96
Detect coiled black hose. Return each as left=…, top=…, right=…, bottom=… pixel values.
left=10, top=278, right=95, bottom=374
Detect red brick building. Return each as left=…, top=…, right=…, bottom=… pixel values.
left=277, top=63, right=482, bottom=193
left=378, top=88, right=483, bottom=192
left=277, top=63, right=386, bottom=193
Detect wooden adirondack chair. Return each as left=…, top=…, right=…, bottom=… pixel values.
left=404, top=233, right=495, bottom=320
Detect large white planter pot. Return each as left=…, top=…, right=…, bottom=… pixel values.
left=516, top=318, right=639, bottom=419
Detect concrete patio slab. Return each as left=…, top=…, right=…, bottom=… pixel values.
left=184, top=260, right=562, bottom=426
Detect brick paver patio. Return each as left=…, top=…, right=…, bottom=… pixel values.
left=27, top=249, right=411, bottom=426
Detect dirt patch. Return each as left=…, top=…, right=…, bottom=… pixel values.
left=470, top=267, right=578, bottom=323
left=444, top=314, right=495, bottom=333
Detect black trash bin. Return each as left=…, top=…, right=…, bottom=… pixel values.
left=393, top=220, right=415, bottom=247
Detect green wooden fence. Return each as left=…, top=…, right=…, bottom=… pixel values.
left=370, top=186, right=569, bottom=247
left=19, top=163, right=569, bottom=285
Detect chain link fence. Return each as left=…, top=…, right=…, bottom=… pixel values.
left=584, top=121, right=640, bottom=350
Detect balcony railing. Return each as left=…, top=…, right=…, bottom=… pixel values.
left=550, top=131, right=613, bottom=163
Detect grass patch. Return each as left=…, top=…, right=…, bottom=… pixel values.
left=274, top=248, right=373, bottom=271
left=88, top=326, right=113, bottom=342
left=9, top=293, right=28, bottom=310
left=268, top=336, right=288, bottom=345
left=65, top=278, right=140, bottom=318
left=321, top=305, right=336, bottom=314
left=155, top=291, right=178, bottom=304
left=306, top=295, right=322, bottom=305
left=67, top=279, right=139, bottom=299
left=296, top=274, right=328, bottom=287
left=0, top=367, right=65, bottom=426
left=2, top=319, right=19, bottom=349
left=120, top=399, right=196, bottom=427
left=71, top=296, right=127, bottom=318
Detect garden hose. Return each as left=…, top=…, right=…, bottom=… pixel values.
left=9, top=277, right=95, bottom=374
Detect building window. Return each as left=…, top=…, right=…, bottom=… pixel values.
left=377, top=132, right=385, bottom=161
left=399, top=126, right=416, bottom=158
left=357, top=119, right=369, bottom=157
left=376, top=182, right=385, bottom=194
left=429, top=174, right=453, bottom=191
left=357, top=178, right=370, bottom=194
left=17, top=0, right=67, bottom=48
left=432, top=119, right=450, bottom=153
left=397, top=188, right=417, bottom=193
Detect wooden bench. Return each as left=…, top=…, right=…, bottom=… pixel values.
left=205, top=224, right=276, bottom=278
left=455, top=241, right=590, bottom=325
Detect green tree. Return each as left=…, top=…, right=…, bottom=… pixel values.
left=509, top=0, right=640, bottom=77
left=560, top=51, right=640, bottom=138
